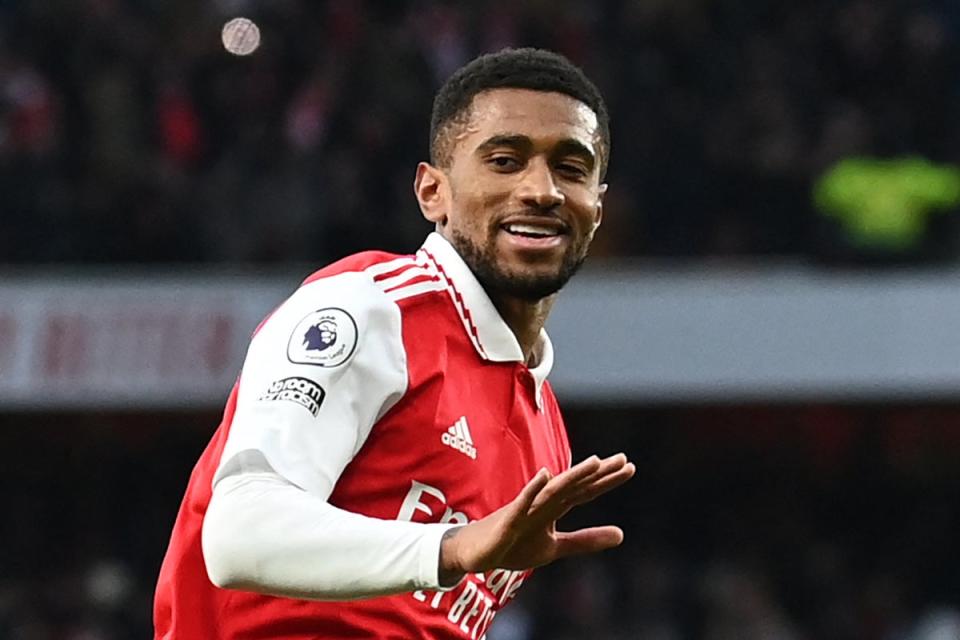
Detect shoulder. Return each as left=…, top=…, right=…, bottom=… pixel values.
left=273, top=250, right=416, bottom=327
left=304, top=249, right=447, bottom=305
left=301, top=250, right=406, bottom=285
left=261, top=253, right=405, bottom=357
left=255, top=249, right=447, bottom=356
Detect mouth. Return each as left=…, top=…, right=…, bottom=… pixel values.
left=500, top=216, right=570, bottom=237
left=498, top=220, right=569, bottom=251
left=501, top=223, right=564, bottom=238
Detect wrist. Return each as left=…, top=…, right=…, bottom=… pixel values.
left=438, top=525, right=466, bottom=587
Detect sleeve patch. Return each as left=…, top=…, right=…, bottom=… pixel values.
left=287, top=307, right=359, bottom=368
left=258, top=376, right=326, bottom=417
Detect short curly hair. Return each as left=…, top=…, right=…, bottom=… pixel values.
left=430, top=48, right=610, bottom=178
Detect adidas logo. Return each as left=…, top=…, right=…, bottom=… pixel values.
left=441, top=416, right=477, bottom=460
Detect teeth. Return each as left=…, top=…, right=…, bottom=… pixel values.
left=505, top=224, right=559, bottom=237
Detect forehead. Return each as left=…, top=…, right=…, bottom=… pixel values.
left=457, top=88, right=600, bottom=152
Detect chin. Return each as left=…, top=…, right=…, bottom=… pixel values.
left=485, top=266, right=576, bottom=301
left=451, top=227, right=587, bottom=300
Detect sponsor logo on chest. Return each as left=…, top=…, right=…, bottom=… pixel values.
left=441, top=416, right=477, bottom=460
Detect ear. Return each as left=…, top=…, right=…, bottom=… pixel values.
left=414, top=162, right=449, bottom=227
left=593, top=183, right=608, bottom=230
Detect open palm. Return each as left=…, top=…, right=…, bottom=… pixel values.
left=439, top=453, right=635, bottom=581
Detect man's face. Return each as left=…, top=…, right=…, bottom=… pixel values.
left=424, top=88, right=607, bottom=301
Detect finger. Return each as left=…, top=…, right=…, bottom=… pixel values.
left=504, top=467, right=552, bottom=522
left=577, top=453, right=629, bottom=487
left=528, top=455, right=602, bottom=514
left=568, top=462, right=636, bottom=508
left=552, top=463, right=635, bottom=519
left=552, top=526, right=625, bottom=560
left=564, top=454, right=605, bottom=481
left=546, top=455, right=632, bottom=519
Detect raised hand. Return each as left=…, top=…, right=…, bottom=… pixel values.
left=438, top=453, right=635, bottom=584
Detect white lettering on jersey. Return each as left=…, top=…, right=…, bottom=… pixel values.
left=458, top=589, right=488, bottom=635
left=398, top=479, right=527, bottom=638
left=397, top=481, right=470, bottom=525
left=447, top=581, right=477, bottom=625
left=397, top=481, right=446, bottom=522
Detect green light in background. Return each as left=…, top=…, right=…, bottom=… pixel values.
left=813, top=156, right=960, bottom=251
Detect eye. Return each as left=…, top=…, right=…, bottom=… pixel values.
left=488, top=156, right=522, bottom=171
left=556, top=163, right=588, bottom=180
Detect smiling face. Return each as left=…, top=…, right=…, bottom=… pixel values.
left=416, top=88, right=607, bottom=302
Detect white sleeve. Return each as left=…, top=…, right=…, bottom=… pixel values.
left=214, top=271, right=405, bottom=496
left=202, top=271, right=461, bottom=599
left=203, top=462, right=456, bottom=599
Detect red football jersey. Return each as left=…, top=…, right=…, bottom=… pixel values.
left=154, top=233, right=572, bottom=639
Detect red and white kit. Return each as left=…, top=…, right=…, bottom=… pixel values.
left=154, top=232, right=572, bottom=640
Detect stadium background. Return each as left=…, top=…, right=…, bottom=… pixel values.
left=3, top=1, right=960, bottom=638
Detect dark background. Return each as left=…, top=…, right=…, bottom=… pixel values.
left=5, top=0, right=960, bottom=265
left=4, top=406, right=960, bottom=640
left=3, top=1, right=960, bottom=639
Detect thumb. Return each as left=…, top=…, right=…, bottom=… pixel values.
left=553, top=526, right=624, bottom=560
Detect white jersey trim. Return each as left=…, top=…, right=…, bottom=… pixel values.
left=384, top=280, right=447, bottom=302
left=420, top=233, right=554, bottom=403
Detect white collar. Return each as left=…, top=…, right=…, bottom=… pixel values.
left=419, top=232, right=553, bottom=406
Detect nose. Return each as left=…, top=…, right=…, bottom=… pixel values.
left=517, top=159, right=565, bottom=211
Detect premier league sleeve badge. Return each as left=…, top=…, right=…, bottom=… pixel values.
left=287, top=308, right=359, bottom=367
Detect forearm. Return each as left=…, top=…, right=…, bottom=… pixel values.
left=202, top=471, right=457, bottom=600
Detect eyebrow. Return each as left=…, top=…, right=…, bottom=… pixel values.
left=554, top=139, right=597, bottom=171
left=475, top=134, right=597, bottom=170
left=475, top=134, right=533, bottom=155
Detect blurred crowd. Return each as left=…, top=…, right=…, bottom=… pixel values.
left=3, top=405, right=960, bottom=640
left=509, top=406, right=960, bottom=640
left=3, top=0, right=960, bottom=264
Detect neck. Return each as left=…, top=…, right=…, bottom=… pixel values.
left=490, top=294, right=556, bottom=364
